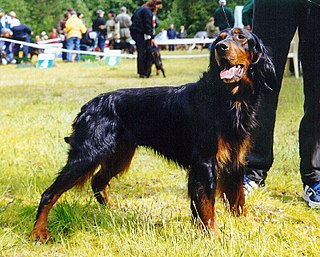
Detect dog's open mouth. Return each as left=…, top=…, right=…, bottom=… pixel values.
left=220, top=65, right=244, bottom=83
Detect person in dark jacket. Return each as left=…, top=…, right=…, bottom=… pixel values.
left=167, top=23, right=177, bottom=51
left=130, top=0, right=162, bottom=78
left=92, top=9, right=106, bottom=52
left=11, top=24, right=32, bottom=61
left=213, top=0, right=234, bottom=32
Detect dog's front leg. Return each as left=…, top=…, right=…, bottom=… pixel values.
left=188, top=157, right=219, bottom=236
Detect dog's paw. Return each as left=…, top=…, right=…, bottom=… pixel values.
left=31, top=228, right=51, bottom=243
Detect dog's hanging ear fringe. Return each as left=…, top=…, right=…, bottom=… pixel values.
left=251, top=33, right=277, bottom=91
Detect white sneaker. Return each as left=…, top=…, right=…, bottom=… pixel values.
left=244, top=175, right=259, bottom=199
left=302, top=182, right=320, bottom=208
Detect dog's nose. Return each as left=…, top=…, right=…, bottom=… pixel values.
left=216, top=42, right=229, bottom=52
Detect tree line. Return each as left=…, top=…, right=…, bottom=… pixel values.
left=1, top=0, right=246, bottom=37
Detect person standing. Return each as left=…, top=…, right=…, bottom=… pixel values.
left=213, top=0, right=234, bottom=32
left=205, top=17, right=218, bottom=38
left=92, top=9, right=106, bottom=52
left=105, top=9, right=120, bottom=49
left=244, top=0, right=320, bottom=208
left=167, top=23, right=177, bottom=51
left=130, top=0, right=162, bottom=78
left=64, top=10, right=87, bottom=62
left=177, top=25, right=187, bottom=50
left=0, top=9, right=14, bottom=64
left=0, top=9, right=12, bottom=30
left=116, top=6, right=134, bottom=54
left=57, top=11, right=71, bottom=61
left=177, top=25, right=187, bottom=39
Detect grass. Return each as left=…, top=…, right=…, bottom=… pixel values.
left=0, top=52, right=320, bottom=256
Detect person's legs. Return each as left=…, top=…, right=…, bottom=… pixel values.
left=4, top=42, right=13, bottom=63
left=62, top=39, right=67, bottom=61
left=13, top=42, right=21, bottom=60
left=132, top=32, right=147, bottom=77
left=66, top=37, right=75, bottom=61
left=98, top=34, right=105, bottom=53
left=298, top=5, right=320, bottom=186
left=22, top=36, right=30, bottom=59
left=247, top=2, right=298, bottom=184
left=74, top=37, right=81, bottom=62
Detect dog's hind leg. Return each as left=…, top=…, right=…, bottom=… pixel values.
left=92, top=143, right=136, bottom=205
left=31, top=149, right=101, bottom=242
left=160, top=67, right=166, bottom=78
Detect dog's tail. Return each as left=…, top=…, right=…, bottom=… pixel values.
left=65, top=92, right=116, bottom=147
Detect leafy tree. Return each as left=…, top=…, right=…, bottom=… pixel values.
left=0, top=0, right=246, bottom=37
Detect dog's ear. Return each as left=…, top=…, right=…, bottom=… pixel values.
left=250, top=32, right=277, bottom=91
left=208, top=36, right=224, bottom=78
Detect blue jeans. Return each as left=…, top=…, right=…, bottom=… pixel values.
left=66, top=37, right=80, bottom=61
left=97, top=33, right=106, bottom=53
left=3, top=41, right=13, bottom=62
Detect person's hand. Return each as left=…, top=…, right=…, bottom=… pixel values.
left=151, top=38, right=157, bottom=47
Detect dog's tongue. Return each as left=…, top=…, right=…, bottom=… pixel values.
left=220, top=66, right=238, bottom=80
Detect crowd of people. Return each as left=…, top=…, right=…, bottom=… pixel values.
left=1, top=1, right=239, bottom=65
left=1, top=1, right=238, bottom=66
left=0, top=9, right=32, bottom=64
left=0, top=6, right=135, bottom=64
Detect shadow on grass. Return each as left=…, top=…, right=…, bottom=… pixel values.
left=269, top=191, right=305, bottom=206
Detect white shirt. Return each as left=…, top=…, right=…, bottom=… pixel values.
left=10, top=18, right=21, bottom=28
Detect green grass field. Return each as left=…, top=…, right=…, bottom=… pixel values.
left=0, top=54, right=319, bottom=256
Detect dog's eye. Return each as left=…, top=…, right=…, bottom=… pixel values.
left=237, top=34, right=246, bottom=40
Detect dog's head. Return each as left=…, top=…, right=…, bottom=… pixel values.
left=149, top=46, right=160, bottom=60
left=209, top=28, right=276, bottom=92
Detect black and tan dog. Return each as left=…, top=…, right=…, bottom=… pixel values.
left=146, top=45, right=166, bottom=77
left=32, top=28, right=276, bottom=242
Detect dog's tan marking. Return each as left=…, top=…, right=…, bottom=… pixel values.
left=216, top=136, right=231, bottom=167
left=31, top=194, right=60, bottom=242
left=238, top=138, right=251, bottom=166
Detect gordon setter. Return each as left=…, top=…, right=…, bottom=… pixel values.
left=146, top=45, right=166, bottom=77
left=32, top=28, right=276, bottom=242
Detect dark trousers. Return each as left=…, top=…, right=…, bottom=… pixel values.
left=13, top=37, right=30, bottom=59
left=247, top=1, right=320, bottom=186
left=131, top=32, right=150, bottom=77
left=62, top=39, right=67, bottom=60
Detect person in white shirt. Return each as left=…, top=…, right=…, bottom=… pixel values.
left=9, top=11, right=20, bottom=28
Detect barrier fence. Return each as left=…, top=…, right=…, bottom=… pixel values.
left=0, top=37, right=213, bottom=65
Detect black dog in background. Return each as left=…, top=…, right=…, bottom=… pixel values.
left=146, top=45, right=166, bottom=77
left=32, top=28, right=276, bottom=242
